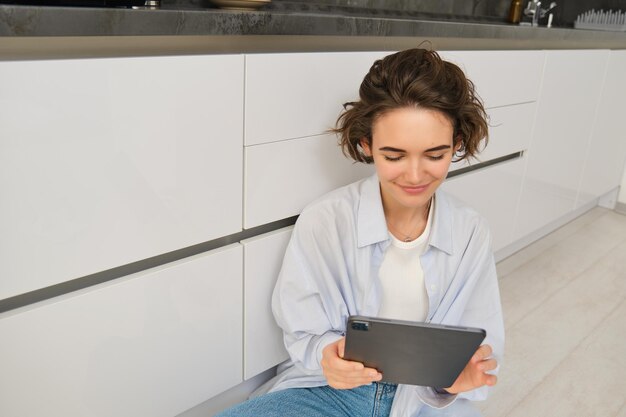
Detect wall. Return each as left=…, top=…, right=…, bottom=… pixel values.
left=162, top=0, right=626, bottom=28
left=258, top=0, right=626, bottom=27
left=618, top=167, right=626, bottom=205
left=558, top=0, right=626, bottom=26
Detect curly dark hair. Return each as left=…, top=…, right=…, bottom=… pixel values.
left=334, top=48, right=488, bottom=163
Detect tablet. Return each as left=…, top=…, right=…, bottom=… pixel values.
left=343, top=315, right=486, bottom=388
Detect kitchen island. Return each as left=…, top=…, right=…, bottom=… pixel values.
left=1, top=4, right=626, bottom=417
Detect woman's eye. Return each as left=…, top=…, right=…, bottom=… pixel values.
left=428, top=154, right=445, bottom=161
left=383, top=155, right=403, bottom=161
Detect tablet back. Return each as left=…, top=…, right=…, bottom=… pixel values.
left=344, top=315, right=486, bottom=388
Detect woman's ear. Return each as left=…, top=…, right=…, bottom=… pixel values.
left=360, top=138, right=372, bottom=157
left=453, top=137, right=463, bottom=153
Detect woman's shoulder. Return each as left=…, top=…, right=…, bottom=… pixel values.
left=435, top=189, right=491, bottom=235
left=293, top=176, right=371, bottom=239
left=299, top=176, right=369, bottom=220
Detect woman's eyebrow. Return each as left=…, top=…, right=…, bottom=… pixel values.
left=378, top=144, right=451, bottom=152
left=425, top=145, right=451, bottom=152
left=378, top=146, right=405, bottom=152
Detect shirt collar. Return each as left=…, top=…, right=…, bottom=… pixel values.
left=356, top=174, right=454, bottom=255
left=429, top=189, right=453, bottom=255
left=357, top=174, right=389, bottom=248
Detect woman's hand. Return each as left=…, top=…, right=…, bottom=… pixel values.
left=321, top=337, right=382, bottom=389
left=443, top=344, right=498, bottom=394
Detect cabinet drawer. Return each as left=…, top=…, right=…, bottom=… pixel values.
left=482, top=102, right=535, bottom=160
left=244, top=134, right=374, bottom=228
left=441, top=50, right=545, bottom=109
left=244, top=50, right=545, bottom=147
left=242, top=227, right=292, bottom=379
left=0, top=54, right=244, bottom=300
left=0, top=244, right=243, bottom=417
left=450, top=102, right=535, bottom=172
left=442, top=158, right=525, bottom=251
left=245, top=51, right=387, bottom=146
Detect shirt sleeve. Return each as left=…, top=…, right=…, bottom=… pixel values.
left=455, top=216, right=505, bottom=402
left=418, top=215, right=504, bottom=408
left=271, top=211, right=350, bottom=371
left=416, top=386, right=458, bottom=408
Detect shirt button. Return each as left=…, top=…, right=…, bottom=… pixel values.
left=430, top=284, right=437, bottom=291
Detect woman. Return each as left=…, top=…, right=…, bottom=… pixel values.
left=217, top=48, right=504, bottom=417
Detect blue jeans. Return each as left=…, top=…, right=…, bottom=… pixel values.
left=214, top=383, right=396, bottom=417
left=214, top=383, right=483, bottom=417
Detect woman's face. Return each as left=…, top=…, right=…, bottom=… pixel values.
left=361, top=107, right=456, bottom=213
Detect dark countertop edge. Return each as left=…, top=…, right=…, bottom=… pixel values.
left=3, top=34, right=625, bottom=61
left=2, top=5, right=626, bottom=58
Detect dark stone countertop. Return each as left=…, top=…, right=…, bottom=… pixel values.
left=1, top=2, right=626, bottom=58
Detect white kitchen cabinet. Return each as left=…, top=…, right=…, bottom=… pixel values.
left=245, top=50, right=544, bottom=147
left=480, top=103, right=535, bottom=159
left=244, top=134, right=374, bottom=228
left=244, top=51, right=388, bottom=146
left=0, top=244, right=243, bottom=417
left=450, top=102, right=536, bottom=172
left=442, top=158, right=525, bottom=251
left=444, top=101, right=535, bottom=250
left=514, top=49, right=610, bottom=240
left=576, top=49, right=626, bottom=207
left=0, top=55, right=244, bottom=300
left=242, top=227, right=292, bottom=380
left=441, top=50, right=545, bottom=109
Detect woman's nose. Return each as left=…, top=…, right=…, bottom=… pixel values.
left=407, top=160, right=421, bottom=182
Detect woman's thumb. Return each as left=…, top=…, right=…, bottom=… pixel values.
left=338, top=337, right=346, bottom=358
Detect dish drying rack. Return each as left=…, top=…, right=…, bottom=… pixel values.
left=574, top=9, right=626, bottom=31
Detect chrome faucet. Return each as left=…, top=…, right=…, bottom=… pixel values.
left=524, top=0, right=557, bottom=26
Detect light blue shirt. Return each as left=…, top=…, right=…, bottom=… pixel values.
left=256, top=174, right=504, bottom=417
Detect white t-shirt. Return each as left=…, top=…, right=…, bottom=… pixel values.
left=377, top=199, right=434, bottom=322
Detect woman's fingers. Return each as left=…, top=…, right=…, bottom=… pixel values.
left=473, top=344, right=493, bottom=362
left=326, top=360, right=381, bottom=382
left=331, top=371, right=381, bottom=386
left=337, top=337, right=346, bottom=358
left=479, top=358, right=498, bottom=372
left=321, top=337, right=382, bottom=389
left=326, top=366, right=382, bottom=389
left=445, top=343, right=499, bottom=394
left=485, top=374, right=498, bottom=386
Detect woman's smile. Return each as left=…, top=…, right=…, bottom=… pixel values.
left=397, top=183, right=430, bottom=195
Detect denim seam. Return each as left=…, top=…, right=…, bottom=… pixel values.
left=372, top=382, right=382, bottom=417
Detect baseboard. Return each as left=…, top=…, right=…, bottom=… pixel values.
left=598, top=187, right=619, bottom=210
left=616, top=201, right=626, bottom=215
left=177, top=367, right=276, bottom=417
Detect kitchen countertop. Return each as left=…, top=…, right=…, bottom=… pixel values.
left=1, top=2, right=626, bottom=59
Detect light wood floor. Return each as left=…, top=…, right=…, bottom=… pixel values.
left=477, top=207, right=626, bottom=417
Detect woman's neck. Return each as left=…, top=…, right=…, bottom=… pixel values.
left=382, top=195, right=432, bottom=242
